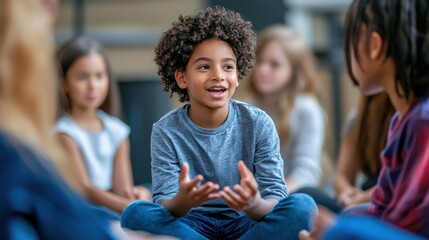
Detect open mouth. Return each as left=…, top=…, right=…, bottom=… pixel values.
left=207, top=87, right=227, bottom=94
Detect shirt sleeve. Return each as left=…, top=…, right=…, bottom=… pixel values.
left=287, top=101, right=325, bottom=188
left=151, top=123, right=180, bottom=204
left=254, top=112, right=288, bottom=200
left=56, top=117, right=78, bottom=142
left=370, top=120, right=429, bottom=235
left=106, top=115, right=130, bottom=148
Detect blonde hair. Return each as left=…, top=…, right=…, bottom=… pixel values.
left=245, top=25, right=319, bottom=145
left=0, top=0, right=79, bottom=190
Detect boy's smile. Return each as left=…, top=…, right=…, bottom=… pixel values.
left=175, top=38, right=239, bottom=127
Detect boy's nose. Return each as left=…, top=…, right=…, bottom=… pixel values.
left=212, top=67, right=225, bottom=81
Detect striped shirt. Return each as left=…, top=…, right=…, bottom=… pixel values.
left=369, top=96, right=429, bottom=237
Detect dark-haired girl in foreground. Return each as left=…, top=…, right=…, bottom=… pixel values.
left=300, top=0, right=429, bottom=239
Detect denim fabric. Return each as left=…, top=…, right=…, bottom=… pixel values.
left=121, top=193, right=316, bottom=240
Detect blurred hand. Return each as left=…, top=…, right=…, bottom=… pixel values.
left=299, top=206, right=336, bottom=240
left=220, top=161, right=261, bottom=211
left=337, top=187, right=361, bottom=208
left=130, top=186, right=152, bottom=202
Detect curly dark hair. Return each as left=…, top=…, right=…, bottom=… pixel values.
left=155, top=6, right=256, bottom=102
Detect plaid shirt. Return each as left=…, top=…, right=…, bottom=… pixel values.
left=369, top=97, right=429, bottom=237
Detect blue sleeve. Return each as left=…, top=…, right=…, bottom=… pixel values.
left=254, top=112, right=288, bottom=200
left=0, top=135, right=116, bottom=240
left=151, top=123, right=180, bottom=204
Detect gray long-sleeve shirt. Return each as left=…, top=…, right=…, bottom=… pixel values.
left=151, top=100, right=287, bottom=218
left=282, top=95, right=324, bottom=189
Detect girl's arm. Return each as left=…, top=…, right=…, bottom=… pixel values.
left=110, top=139, right=134, bottom=197
left=334, top=132, right=359, bottom=194
left=334, top=118, right=361, bottom=206
left=286, top=99, right=324, bottom=192
left=111, top=139, right=152, bottom=201
left=58, top=133, right=132, bottom=213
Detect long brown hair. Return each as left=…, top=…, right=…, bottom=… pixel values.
left=353, top=93, right=395, bottom=176
left=0, top=0, right=80, bottom=190
left=56, top=37, right=121, bottom=117
left=245, top=25, right=319, bottom=144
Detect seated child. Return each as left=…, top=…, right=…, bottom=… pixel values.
left=56, top=37, right=151, bottom=219
left=120, top=6, right=316, bottom=240
left=300, top=0, right=429, bottom=239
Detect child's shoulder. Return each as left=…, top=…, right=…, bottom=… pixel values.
left=230, top=99, right=272, bottom=124
left=407, top=96, right=429, bottom=124
left=231, top=99, right=264, bottom=114
left=97, top=110, right=130, bottom=133
left=56, top=114, right=76, bottom=131
left=154, top=105, right=187, bottom=127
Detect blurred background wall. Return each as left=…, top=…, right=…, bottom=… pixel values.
left=55, top=0, right=360, bottom=185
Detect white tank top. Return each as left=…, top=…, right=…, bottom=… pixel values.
left=56, top=111, right=130, bottom=190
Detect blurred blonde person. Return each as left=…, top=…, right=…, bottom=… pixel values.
left=0, top=0, right=115, bottom=238
left=241, top=25, right=325, bottom=192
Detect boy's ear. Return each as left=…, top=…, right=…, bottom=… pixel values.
left=369, top=31, right=384, bottom=60
left=174, top=70, right=187, bottom=89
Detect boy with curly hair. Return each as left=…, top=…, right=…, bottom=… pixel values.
left=121, top=7, right=316, bottom=239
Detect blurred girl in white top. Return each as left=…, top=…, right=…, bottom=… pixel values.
left=56, top=37, right=151, bottom=217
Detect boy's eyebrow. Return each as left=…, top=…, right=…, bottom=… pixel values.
left=193, top=57, right=236, bottom=64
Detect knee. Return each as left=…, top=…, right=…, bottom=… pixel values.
left=280, top=193, right=317, bottom=212
left=277, top=193, right=317, bottom=229
left=120, top=200, right=165, bottom=231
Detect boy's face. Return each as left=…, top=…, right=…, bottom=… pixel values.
left=175, top=39, right=239, bottom=111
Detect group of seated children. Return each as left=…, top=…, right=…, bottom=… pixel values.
left=2, top=0, right=429, bottom=239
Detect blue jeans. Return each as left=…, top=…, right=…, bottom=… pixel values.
left=121, top=193, right=316, bottom=240
left=90, top=204, right=120, bottom=221
left=324, top=215, right=426, bottom=240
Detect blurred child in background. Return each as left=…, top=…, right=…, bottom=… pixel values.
left=242, top=25, right=325, bottom=192
left=298, top=93, right=395, bottom=213
left=56, top=37, right=151, bottom=218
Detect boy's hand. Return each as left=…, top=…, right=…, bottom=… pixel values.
left=162, top=163, right=220, bottom=217
left=175, top=162, right=220, bottom=209
left=220, top=161, right=261, bottom=211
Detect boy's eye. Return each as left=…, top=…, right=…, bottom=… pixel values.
left=224, top=65, right=235, bottom=70
left=197, top=65, right=209, bottom=70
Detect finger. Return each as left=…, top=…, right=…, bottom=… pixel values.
left=134, top=186, right=152, bottom=201
left=132, top=186, right=142, bottom=199
left=223, top=186, right=247, bottom=206
left=207, top=192, right=221, bottom=200
left=242, top=178, right=258, bottom=196
left=237, top=161, right=250, bottom=179
left=179, top=162, right=189, bottom=183
left=193, top=182, right=219, bottom=199
left=233, top=184, right=251, bottom=201
left=298, top=230, right=315, bottom=240
left=184, top=174, right=203, bottom=191
left=220, top=190, right=240, bottom=209
left=125, top=187, right=135, bottom=200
